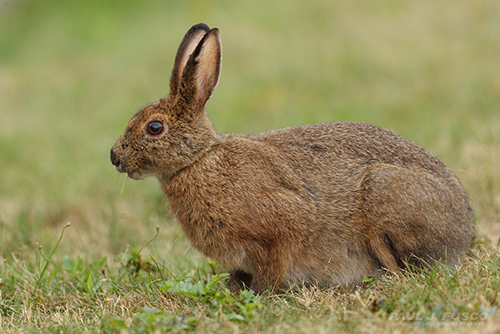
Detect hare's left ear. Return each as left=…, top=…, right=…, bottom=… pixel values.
left=177, top=28, right=222, bottom=111
left=169, top=23, right=210, bottom=97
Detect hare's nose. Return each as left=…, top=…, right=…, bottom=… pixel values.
left=110, top=148, right=120, bottom=167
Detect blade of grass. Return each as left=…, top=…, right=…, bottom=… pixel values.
left=32, top=223, right=71, bottom=295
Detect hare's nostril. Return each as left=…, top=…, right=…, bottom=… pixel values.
left=110, top=149, right=120, bottom=167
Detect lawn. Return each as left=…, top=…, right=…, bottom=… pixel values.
left=0, top=0, right=499, bottom=333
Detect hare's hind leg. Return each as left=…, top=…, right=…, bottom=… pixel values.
left=359, top=163, right=470, bottom=269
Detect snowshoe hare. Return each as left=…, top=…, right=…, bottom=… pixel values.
left=110, top=23, right=474, bottom=294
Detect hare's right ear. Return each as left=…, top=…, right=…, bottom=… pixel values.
left=169, top=23, right=210, bottom=97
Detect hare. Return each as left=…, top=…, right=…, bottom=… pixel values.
left=110, top=23, right=474, bottom=294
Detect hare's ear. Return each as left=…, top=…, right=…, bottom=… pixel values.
left=169, top=23, right=210, bottom=97
left=177, top=27, right=222, bottom=112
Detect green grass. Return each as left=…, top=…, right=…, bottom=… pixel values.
left=1, top=0, right=499, bottom=332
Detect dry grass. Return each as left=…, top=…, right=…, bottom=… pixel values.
left=1, top=243, right=498, bottom=333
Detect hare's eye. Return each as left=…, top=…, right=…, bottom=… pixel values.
left=146, top=121, right=165, bottom=136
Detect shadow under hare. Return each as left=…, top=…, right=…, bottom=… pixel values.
left=110, top=23, right=474, bottom=294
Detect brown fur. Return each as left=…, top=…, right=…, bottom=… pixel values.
left=110, top=23, right=474, bottom=294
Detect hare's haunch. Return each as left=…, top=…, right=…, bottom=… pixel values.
left=111, top=23, right=474, bottom=294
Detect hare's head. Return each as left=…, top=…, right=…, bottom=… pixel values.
left=110, top=23, right=222, bottom=180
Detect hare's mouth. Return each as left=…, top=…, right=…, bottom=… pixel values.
left=114, top=163, right=128, bottom=176
left=127, top=170, right=148, bottom=180
left=113, top=163, right=147, bottom=180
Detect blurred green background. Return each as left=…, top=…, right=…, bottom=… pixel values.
left=0, top=0, right=499, bottom=261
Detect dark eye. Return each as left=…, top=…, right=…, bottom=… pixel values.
left=146, top=120, right=165, bottom=136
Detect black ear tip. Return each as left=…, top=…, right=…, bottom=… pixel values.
left=189, top=23, right=210, bottom=33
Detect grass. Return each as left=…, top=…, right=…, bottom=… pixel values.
left=1, top=236, right=499, bottom=333
left=0, top=0, right=499, bottom=332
